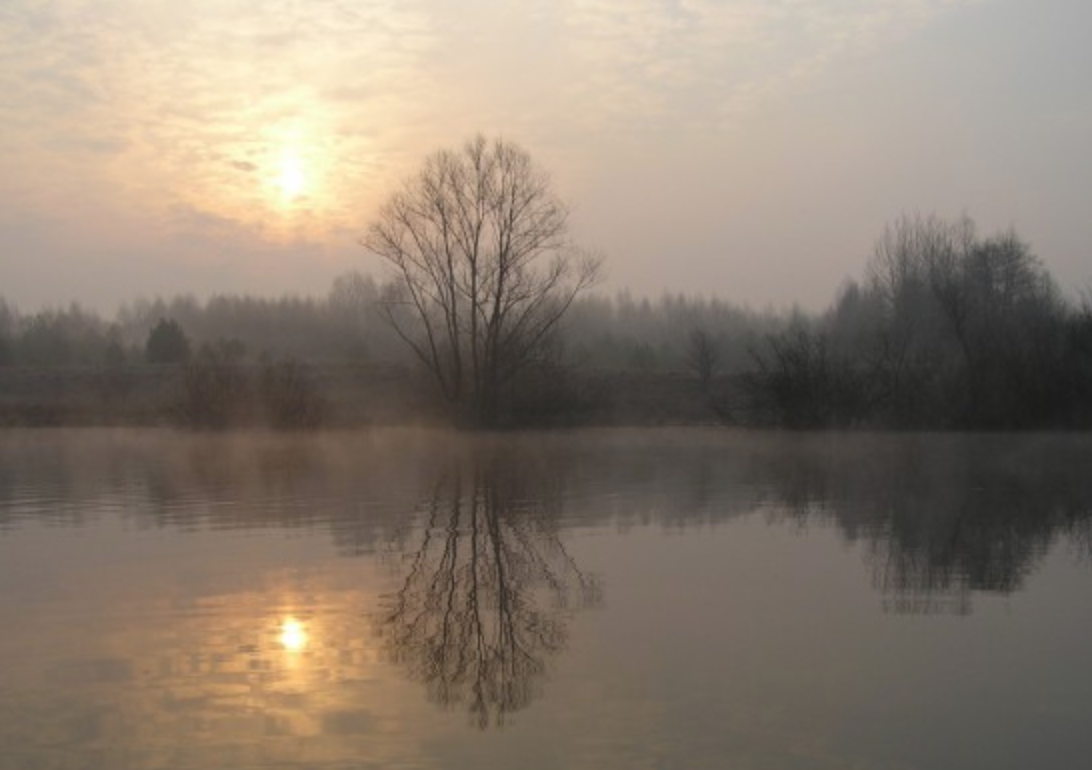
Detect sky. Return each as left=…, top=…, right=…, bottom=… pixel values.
left=1, top=0, right=1090, bottom=313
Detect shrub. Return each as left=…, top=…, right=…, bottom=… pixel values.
left=261, top=360, right=326, bottom=429
left=176, top=347, right=248, bottom=428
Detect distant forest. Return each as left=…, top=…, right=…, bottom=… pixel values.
left=2, top=214, right=1091, bottom=430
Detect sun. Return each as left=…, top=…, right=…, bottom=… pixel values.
left=244, top=123, right=343, bottom=229
left=276, top=150, right=307, bottom=202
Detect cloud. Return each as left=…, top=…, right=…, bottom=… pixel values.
left=0, top=0, right=982, bottom=224
left=0, top=0, right=439, bottom=239
left=0, top=0, right=998, bottom=309
left=556, top=0, right=987, bottom=130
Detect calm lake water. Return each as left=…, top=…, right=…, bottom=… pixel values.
left=2, top=428, right=1091, bottom=770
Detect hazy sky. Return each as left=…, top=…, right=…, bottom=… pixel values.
left=1, top=0, right=1089, bottom=312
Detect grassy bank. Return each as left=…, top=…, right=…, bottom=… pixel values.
left=0, top=364, right=734, bottom=429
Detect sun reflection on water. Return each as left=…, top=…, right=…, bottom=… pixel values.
left=279, top=617, right=309, bottom=652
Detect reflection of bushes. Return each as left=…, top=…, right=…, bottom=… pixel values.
left=176, top=352, right=326, bottom=429
left=752, top=435, right=1089, bottom=614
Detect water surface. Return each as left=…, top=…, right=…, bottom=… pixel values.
left=2, top=428, right=1091, bottom=769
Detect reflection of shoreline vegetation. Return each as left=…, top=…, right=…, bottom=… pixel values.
left=1, top=430, right=1090, bottom=618
left=751, top=435, right=1092, bottom=614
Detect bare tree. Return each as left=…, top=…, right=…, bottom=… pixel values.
left=861, top=213, right=974, bottom=424
left=857, top=213, right=1071, bottom=427
left=363, top=135, right=603, bottom=426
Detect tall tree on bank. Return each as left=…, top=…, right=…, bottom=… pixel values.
left=364, top=135, right=603, bottom=426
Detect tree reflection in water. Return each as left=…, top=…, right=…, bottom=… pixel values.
left=375, top=452, right=600, bottom=729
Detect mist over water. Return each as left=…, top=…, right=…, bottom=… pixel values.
left=2, top=428, right=1092, bottom=769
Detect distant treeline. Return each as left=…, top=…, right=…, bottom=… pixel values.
left=1, top=214, right=1090, bottom=430
left=0, top=272, right=782, bottom=373
left=0, top=272, right=404, bottom=367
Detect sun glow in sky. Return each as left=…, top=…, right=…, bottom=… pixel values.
left=1, top=0, right=1090, bottom=310
left=276, top=151, right=308, bottom=203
